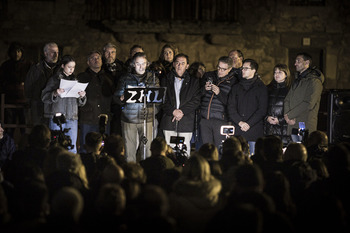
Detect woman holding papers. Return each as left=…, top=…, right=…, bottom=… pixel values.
left=41, top=55, right=87, bottom=153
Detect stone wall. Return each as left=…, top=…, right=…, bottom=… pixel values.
left=1, top=0, right=349, bottom=88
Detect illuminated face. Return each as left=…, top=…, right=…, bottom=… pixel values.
left=163, top=48, right=174, bottom=62
left=88, top=53, right=102, bottom=70
left=134, top=56, right=147, bottom=75
left=62, top=61, right=76, bottom=76
left=274, top=68, right=286, bottom=83
left=104, top=47, right=116, bottom=64
left=173, top=56, right=189, bottom=77
left=241, top=62, right=255, bottom=79
left=217, top=61, right=231, bottom=78
left=44, top=45, right=59, bottom=63
left=295, top=55, right=309, bottom=73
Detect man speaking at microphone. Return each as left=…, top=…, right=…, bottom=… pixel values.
left=114, top=52, right=159, bottom=162
left=160, top=53, right=200, bottom=155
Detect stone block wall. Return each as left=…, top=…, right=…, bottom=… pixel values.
left=0, top=0, right=349, bottom=88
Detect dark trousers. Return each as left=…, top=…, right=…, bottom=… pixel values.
left=200, top=118, right=228, bottom=153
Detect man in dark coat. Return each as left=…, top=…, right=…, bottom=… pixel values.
left=77, top=51, right=114, bottom=152
left=284, top=52, right=324, bottom=142
left=160, top=53, right=200, bottom=155
left=24, top=42, right=60, bottom=126
left=200, top=56, right=237, bottom=152
left=227, top=59, right=268, bottom=155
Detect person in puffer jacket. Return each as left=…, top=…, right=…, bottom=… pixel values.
left=114, top=52, right=160, bottom=162
left=200, top=56, right=238, bottom=153
left=264, top=64, right=291, bottom=146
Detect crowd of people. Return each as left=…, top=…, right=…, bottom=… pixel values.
left=0, top=41, right=349, bottom=233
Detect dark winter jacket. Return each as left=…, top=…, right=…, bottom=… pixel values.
left=227, top=75, right=268, bottom=141
left=114, top=71, right=160, bottom=124
left=264, top=80, right=290, bottom=144
left=77, top=68, right=114, bottom=125
left=284, top=67, right=324, bottom=134
left=160, top=70, right=200, bottom=132
left=41, top=71, right=87, bottom=120
left=200, top=71, right=237, bottom=121
left=0, top=133, right=16, bottom=168
left=25, top=60, right=60, bottom=101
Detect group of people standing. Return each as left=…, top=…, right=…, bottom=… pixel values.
left=0, top=41, right=325, bottom=164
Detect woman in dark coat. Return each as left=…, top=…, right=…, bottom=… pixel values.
left=264, top=64, right=291, bottom=146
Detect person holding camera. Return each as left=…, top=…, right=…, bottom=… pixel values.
left=114, top=52, right=160, bottom=162
left=200, top=56, right=237, bottom=153
left=41, top=55, right=86, bottom=153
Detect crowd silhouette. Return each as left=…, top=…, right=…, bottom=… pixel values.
left=0, top=128, right=349, bottom=233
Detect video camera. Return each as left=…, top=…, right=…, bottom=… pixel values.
left=291, top=122, right=309, bottom=144
left=168, top=136, right=188, bottom=166
left=50, top=113, right=74, bottom=150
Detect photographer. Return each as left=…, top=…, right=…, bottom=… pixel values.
left=41, top=55, right=86, bottom=153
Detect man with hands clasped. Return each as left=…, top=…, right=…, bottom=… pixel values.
left=227, top=59, right=268, bottom=155
left=160, top=53, right=200, bottom=154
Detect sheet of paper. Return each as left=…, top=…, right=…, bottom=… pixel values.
left=59, top=79, right=88, bottom=98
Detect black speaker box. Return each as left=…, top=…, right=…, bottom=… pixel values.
left=328, top=89, right=350, bottom=144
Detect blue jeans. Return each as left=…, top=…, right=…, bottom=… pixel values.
left=49, top=119, right=78, bottom=153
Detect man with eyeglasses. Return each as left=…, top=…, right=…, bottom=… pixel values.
left=200, top=56, right=237, bottom=153
left=160, top=53, right=200, bottom=155
left=227, top=59, right=268, bottom=155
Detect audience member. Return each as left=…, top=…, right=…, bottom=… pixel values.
left=25, top=42, right=60, bottom=126
left=46, top=187, right=84, bottom=233
left=103, top=134, right=127, bottom=167
left=126, top=184, right=176, bottom=233
left=79, top=132, right=104, bottom=184
left=306, top=130, right=328, bottom=161
left=169, top=154, right=222, bottom=233
left=139, top=137, right=175, bottom=185
left=0, top=122, right=16, bottom=169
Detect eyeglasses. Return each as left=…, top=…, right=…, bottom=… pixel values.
left=217, top=66, right=229, bottom=72
left=241, top=67, right=252, bottom=71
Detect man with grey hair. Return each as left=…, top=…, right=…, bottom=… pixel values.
left=25, top=42, right=60, bottom=126
left=102, top=42, right=126, bottom=136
